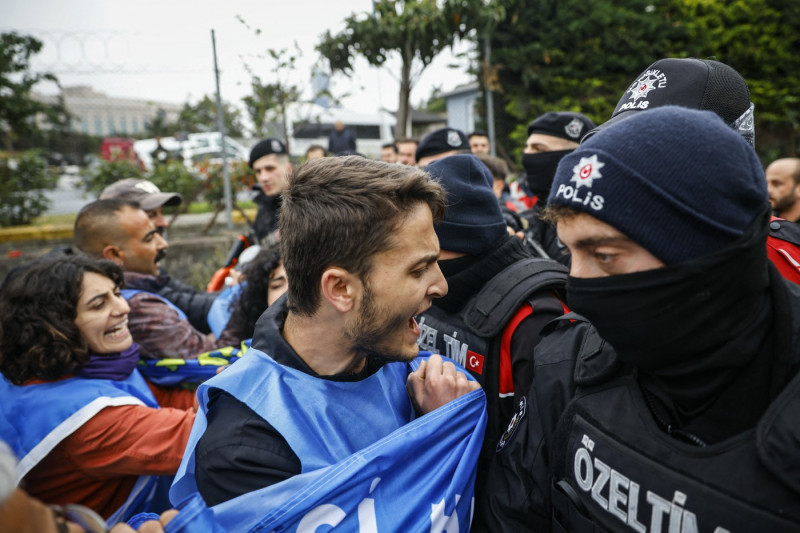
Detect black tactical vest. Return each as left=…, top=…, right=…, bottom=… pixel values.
left=548, top=367, right=800, bottom=532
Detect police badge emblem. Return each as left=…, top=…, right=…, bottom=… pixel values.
left=564, top=118, right=585, bottom=139
left=447, top=130, right=463, bottom=148
left=497, top=397, right=527, bottom=451
left=271, top=140, right=284, bottom=153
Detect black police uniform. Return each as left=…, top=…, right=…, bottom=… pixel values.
left=474, top=268, right=800, bottom=532
left=417, top=236, right=567, bottom=501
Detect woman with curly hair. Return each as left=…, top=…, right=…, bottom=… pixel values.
left=221, top=245, right=287, bottom=342
left=0, top=255, right=195, bottom=525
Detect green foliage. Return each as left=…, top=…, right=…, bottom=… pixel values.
left=149, top=161, right=200, bottom=206
left=0, top=151, right=56, bottom=226
left=0, top=32, right=68, bottom=151
left=193, top=159, right=253, bottom=210
left=84, top=160, right=144, bottom=196
left=487, top=0, right=800, bottom=162
left=674, top=0, right=800, bottom=156
left=241, top=44, right=304, bottom=141
left=176, top=96, right=245, bottom=138
left=144, top=108, right=172, bottom=138
left=317, top=0, right=492, bottom=137
left=489, top=0, right=690, bottom=163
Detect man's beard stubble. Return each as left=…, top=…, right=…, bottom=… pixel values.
left=344, top=283, right=417, bottom=363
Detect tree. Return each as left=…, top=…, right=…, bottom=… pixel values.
left=143, top=108, right=172, bottom=138
left=241, top=46, right=304, bottom=142
left=485, top=0, right=690, bottom=162
left=674, top=0, right=800, bottom=159
left=0, top=152, right=56, bottom=226
left=317, top=0, right=489, bottom=138
left=0, top=32, right=67, bottom=151
left=485, top=0, right=800, bottom=163
left=176, top=95, right=245, bottom=138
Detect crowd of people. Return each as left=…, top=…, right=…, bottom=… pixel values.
left=2, top=55, right=800, bottom=532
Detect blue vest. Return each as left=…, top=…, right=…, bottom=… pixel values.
left=171, top=350, right=487, bottom=533
left=0, top=370, right=168, bottom=525
left=206, top=282, right=244, bottom=339
left=121, top=288, right=187, bottom=321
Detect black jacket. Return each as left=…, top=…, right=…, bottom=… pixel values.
left=194, top=297, right=387, bottom=506
left=520, top=203, right=570, bottom=266
left=252, top=187, right=281, bottom=246
left=157, top=275, right=217, bottom=334
left=418, top=236, right=566, bottom=503
left=474, top=269, right=800, bottom=531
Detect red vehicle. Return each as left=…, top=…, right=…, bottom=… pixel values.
left=100, top=137, right=139, bottom=165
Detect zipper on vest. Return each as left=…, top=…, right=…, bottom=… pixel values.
left=642, top=386, right=708, bottom=448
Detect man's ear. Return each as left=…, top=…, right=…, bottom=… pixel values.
left=320, top=267, right=359, bottom=313
left=101, top=245, right=125, bottom=266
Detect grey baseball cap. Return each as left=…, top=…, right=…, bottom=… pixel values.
left=100, top=178, right=183, bottom=211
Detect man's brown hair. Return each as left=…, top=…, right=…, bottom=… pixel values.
left=280, top=156, right=446, bottom=316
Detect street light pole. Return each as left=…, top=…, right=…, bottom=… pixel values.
left=211, top=29, right=233, bottom=230
left=484, top=31, right=496, bottom=158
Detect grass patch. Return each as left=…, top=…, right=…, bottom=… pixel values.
left=31, top=213, right=77, bottom=226
left=174, top=200, right=257, bottom=215
left=27, top=200, right=257, bottom=226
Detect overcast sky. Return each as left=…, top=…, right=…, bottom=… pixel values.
left=3, top=0, right=476, bottom=117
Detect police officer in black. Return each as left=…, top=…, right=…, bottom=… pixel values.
left=476, top=107, right=800, bottom=531
left=519, top=111, right=595, bottom=265
left=248, top=138, right=292, bottom=247
left=418, top=154, right=567, bottom=503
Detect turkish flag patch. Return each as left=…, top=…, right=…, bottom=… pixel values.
left=466, top=350, right=485, bottom=375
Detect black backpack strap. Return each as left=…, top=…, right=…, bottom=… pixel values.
left=462, top=257, right=569, bottom=337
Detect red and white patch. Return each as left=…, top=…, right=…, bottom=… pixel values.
left=466, top=350, right=485, bottom=375
left=570, top=155, right=605, bottom=189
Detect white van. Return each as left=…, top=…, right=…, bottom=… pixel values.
left=286, top=104, right=396, bottom=160
left=133, top=133, right=249, bottom=171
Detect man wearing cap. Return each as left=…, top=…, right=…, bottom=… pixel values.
left=582, top=56, right=800, bottom=285
left=99, top=179, right=217, bottom=334
left=100, top=178, right=183, bottom=234
left=418, top=154, right=567, bottom=501
left=581, top=57, right=755, bottom=146
left=476, top=107, right=800, bottom=531
left=415, top=127, right=470, bottom=168
left=518, top=111, right=596, bottom=265
left=248, top=138, right=291, bottom=248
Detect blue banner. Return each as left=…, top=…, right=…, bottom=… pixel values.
left=172, top=353, right=486, bottom=532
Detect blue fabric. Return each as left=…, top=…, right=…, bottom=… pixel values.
left=172, top=351, right=486, bottom=533
left=0, top=370, right=158, bottom=465
left=206, top=283, right=244, bottom=338
left=122, top=288, right=188, bottom=321
left=126, top=512, right=160, bottom=529
left=0, top=370, right=167, bottom=523
left=136, top=340, right=250, bottom=387
left=125, top=494, right=227, bottom=533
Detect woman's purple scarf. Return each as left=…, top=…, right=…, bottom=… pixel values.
left=77, top=343, right=141, bottom=380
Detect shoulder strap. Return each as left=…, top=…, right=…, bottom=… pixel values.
left=769, top=217, right=800, bottom=246
left=462, top=257, right=568, bottom=337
